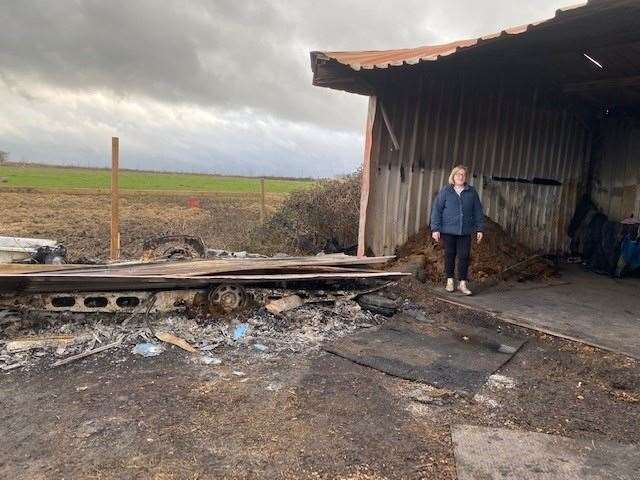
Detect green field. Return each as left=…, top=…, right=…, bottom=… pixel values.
left=0, top=164, right=314, bottom=194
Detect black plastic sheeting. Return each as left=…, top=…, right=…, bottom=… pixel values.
left=324, top=314, right=526, bottom=396
left=569, top=195, right=640, bottom=276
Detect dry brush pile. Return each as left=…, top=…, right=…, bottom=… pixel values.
left=247, top=171, right=361, bottom=255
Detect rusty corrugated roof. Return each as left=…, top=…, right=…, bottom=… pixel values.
left=313, top=2, right=587, bottom=71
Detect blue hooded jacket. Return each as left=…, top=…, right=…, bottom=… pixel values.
left=430, top=184, right=485, bottom=236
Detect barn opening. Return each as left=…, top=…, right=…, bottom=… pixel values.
left=310, top=0, right=640, bottom=357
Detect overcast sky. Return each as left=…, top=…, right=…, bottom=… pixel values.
left=0, top=0, right=569, bottom=177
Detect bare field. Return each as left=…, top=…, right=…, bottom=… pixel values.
left=0, top=189, right=286, bottom=260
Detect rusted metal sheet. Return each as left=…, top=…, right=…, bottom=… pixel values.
left=361, top=77, right=591, bottom=255
left=0, top=236, right=58, bottom=264
left=311, top=0, right=640, bottom=109
left=591, top=118, right=640, bottom=221
left=311, top=3, right=588, bottom=71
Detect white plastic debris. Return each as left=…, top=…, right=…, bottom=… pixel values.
left=473, top=394, right=499, bottom=408
left=132, top=343, right=165, bottom=357
left=487, top=374, right=516, bottom=390
left=201, top=356, right=222, bottom=365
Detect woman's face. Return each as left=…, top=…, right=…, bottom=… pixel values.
left=454, top=169, right=466, bottom=186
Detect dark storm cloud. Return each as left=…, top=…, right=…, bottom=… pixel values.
left=0, top=0, right=571, bottom=175
left=0, top=0, right=565, bottom=129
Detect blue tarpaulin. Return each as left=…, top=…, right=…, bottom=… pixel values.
left=621, top=236, right=640, bottom=270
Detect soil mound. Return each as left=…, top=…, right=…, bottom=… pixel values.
left=397, top=217, right=557, bottom=284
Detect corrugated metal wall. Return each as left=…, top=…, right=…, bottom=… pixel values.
left=363, top=77, right=592, bottom=255
left=591, top=118, right=640, bottom=221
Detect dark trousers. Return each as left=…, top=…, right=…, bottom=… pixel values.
left=442, top=234, right=471, bottom=280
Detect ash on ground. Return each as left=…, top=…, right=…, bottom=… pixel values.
left=0, top=288, right=392, bottom=372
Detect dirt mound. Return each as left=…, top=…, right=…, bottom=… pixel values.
left=397, top=217, right=557, bottom=284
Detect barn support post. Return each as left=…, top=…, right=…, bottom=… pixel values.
left=357, top=96, right=377, bottom=257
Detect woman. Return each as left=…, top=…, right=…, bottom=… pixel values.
left=430, top=165, right=484, bottom=295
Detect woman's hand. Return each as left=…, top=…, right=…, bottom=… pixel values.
left=477, top=232, right=483, bottom=244
left=432, top=231, right=441, bottom=242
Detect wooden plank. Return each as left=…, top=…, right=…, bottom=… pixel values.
left=51, top=338, right=123, bottom=367
left=0, top=270, right=408, bottom=281
left=357, top=96, right=377, bottom=257
left=22, top=254, right=396, bottom=277
left=0, top=271, right=411, bottom=294
left=0, top=264, right=93, bottom=274
left=6, top=335, right=76, bottom=353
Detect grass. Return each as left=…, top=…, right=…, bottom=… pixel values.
left=0, top=164, right=314, bottom=194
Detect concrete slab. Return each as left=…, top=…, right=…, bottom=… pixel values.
left=436, top=265, right=640, bottom=359
left=452, top=425, right=640, bottom=480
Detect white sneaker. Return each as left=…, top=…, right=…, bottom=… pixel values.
left=458, top=280, right=472, bottom=296
left=445, top=278, right=455, bottom=292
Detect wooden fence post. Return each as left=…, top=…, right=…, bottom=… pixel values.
left=110, top=137, right=120, bottom=260
left=260, top=178, right=266, bottom=224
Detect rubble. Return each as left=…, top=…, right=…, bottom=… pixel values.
left=410, top=386, right=456, bottom=406
left=6, top=334, right=78, bottom=353
left=141, top=235, right=206, bottom=261
left=132, top=343, right=165, bottom=357
left=265, top=295, right=304, bottom=314
left=155, top=331, right=197, bottom=353
left=0, top=286, right=391, bottom=372
left=0, top=235, right=61, bottom=264
left=51, top=338, right=123, bottom=367
left=200, top=355, right=222, bottom=365
left=356, top=293, right=397, bottom=316
left=232, top=323, right=249, bottom=340
left=473, top=394, right=499, bottom=408
left=487, top=374, right=516, bottom=390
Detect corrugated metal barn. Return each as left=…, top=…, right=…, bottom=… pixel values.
left=311, top=0, right=640, bottom=257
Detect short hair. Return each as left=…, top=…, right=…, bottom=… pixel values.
left=448, top=165, right=468, bottom=185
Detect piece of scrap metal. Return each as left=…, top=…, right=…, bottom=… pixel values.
left=0, top=236, right=59, bottom=264
left=141, top=235, right=207, bottom=261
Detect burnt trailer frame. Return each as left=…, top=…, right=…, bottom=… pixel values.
left=310, top=0, right=640, bottom=256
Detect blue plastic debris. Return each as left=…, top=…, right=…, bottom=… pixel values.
left=254, top=343, right=268, bottom=352
left=232, top=323, right=249, bottom=340
left=621, top=236, right=640, bottom=270
left=132, top=343, right=165, bottom=357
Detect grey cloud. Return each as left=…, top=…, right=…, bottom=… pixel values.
left=0, top=0, right=571, bottom=175
left=1, top=0, right=566, bottom=129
